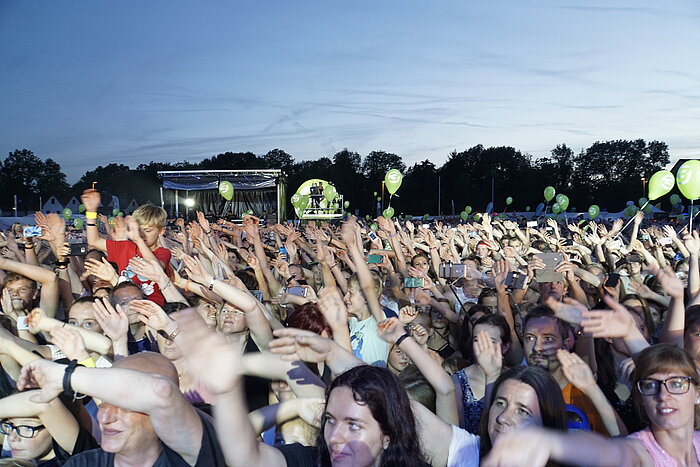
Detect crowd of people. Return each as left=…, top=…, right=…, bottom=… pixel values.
left=0, top=187, right=699, bottom=466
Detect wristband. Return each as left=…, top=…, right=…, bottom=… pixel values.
left=55, top=259, right=69, bottom=267
left=62, top=360, right=86, bottom=400
left=395, top=333, right=411, bottom=347
left=208, top=277, right=217, bottom=291
left=86, top=222, right=97, bottom=227
left=85, top=211, right=98, bottom=219
left=388, top=232, right=398, bottom=237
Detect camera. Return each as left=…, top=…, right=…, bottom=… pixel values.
left=505, top=271, right=527, bottom=290
left=438, top=262, right=467, bottom=279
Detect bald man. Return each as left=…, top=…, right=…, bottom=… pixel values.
left=18, top=352, right=225, bottom=466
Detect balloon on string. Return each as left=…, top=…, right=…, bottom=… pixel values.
left=344, top=201, right=350, bottom=209
left=460, top=211, right=468, bottom=221
left=118, top=211, right=124, bottom=217
left=556, top=194, right=570, bottom=211
left=376, top=197, right=381, bottom=202
left=544, top=186, right=556, bottom=202
left=383, top=207, right=395, bottom=218
left=677, top=160, right=700, bottom=200
left=291, top=193, right=302, bottom=207
left=323, top=184, right=337, bottom=202
left=525, top=206, right=531, bottom=212
left=373, top=192, right=378, bottom=197
left=670, top=194, right=682, bottom=206
left=422, top=214, right=429, bottom=222
left=638, top=197, right=648, bottom=207
left=473, top=214, right=482, bottom=222
left=63, top=208, right=72, bottom=220
left=505, top=197, right=513, bottom=205
left=112, top=208, right=119, bottom=216
left=647, top=170, right=675, bottom=200
left=218, top=181, right=234, bottom=201
left=552, top=203, right=561, bottom=214
left=535, top=203, right=545, bottom=215
left=464, top=206, right=472, bottom=214
left=78, top=204, right=86, bottom=213
left=73, top=217, right=84, bottom=230
left=626, top=201, right=634, bottom=206
left=384, top=169, right=403, bottom=195
left=587, top=205, right=600, bottom=219
left=370, top=223, right=378, bottom=231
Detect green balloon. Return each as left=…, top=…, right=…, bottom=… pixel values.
left=383, top=207, right=395, bottom=218
left=647, top=170, right=675, bottom=201
left=588, top=205, right=600, bottom=219
left=78, top=204, right=86, bottom=213
left=323, top=184, right=337, bottom=202
left=118, top=211, right=124, bottom=217
left=677, top=160, right=700, bottom=200
left=552, top=203, right=561, bottom=214
left=505, top=197, right=513, bottom=205
left=544, top=186, right=556, bottom=202
left=384, top=169, right=403, bottom=195
left=344, top=201, right=350, bottom=209
left=373, top=192, right=378, bottom=197
left=291, top=193, right=302, bottom=207
left=365, top=215, right=371, bottom=220
left=370, top=223, right=378, bottom=231
left=112, top=208, right=119, bottom=216
left=464, top=206, right=472, bottom=214
left=73, top=217, right=83, bottom=230
left=108, top=216, right=116, bottom=225
left=525, top=206, right=531, bottom=212
left=218, top=181, right=234, bottom=201
left=63, top=208, right=73, bottom=219
left=638, top=197, right=648, bottom=207
left=460, top=211, right=469, bottom=221
left=559, top=195, right=569, bottom=211
left=670, top=194, right=682, bottom=206
left=377, top=197, right=381, bottom=202
left=422, top=214, right=429, bottom=221
left=473, top=214, right=482, bottom=222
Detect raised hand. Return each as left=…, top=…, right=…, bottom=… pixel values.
left=26, top=308, right=51, bottom=334
left=268, top=328, right=333, bottom=363
left=92, top=298, right=128, bottom=343
left=410, top=324, right=429, bottom=346
left=581, top=295, right=636, bottom=338
left=398, top=305, right=418, bottom=324
left=376, top=318, right=406, bottom=344
left=80, top=189, right=101, bottom=212
left=129, top=299, right=172, bottom=331
left=654, top=264, right=685, bottom=299
left=17, top=359, right=65, bottom=403
left=474, top=329, right=502, bottom=378
left=196, top=211, right=211, bottom=234
left=83, top=257, right=119, bottom=283
left=128, top=256, right=166, bottom=283
left=546, top=297, right=587, bottom=325
left=48, top=325, right=89, bottom=362
left=182, top=255, right=213, bottom=285
left=557, top=349, right=595, bottom=392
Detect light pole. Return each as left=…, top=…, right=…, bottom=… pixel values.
left=641, top=176, right=647, bottom=197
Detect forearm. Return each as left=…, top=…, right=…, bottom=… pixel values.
left=689, top=254, right=699, bottom=297
left=248, top=400, right=305, bottom=435
left=581, top=385, right=624, bottom=436
left=85, top=224, right=107, bottom=251
left=212, top=281, right=274, bottom=348
left=241, top=353, right=325, bottom=398
left=348, top=245, right=384, bottom=322
left=659, top=296, right=685, bottom=346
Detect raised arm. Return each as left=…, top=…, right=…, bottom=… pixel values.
left=0, top=257, right=59, bottom=318
left=80, top=189, right=107, bottom=252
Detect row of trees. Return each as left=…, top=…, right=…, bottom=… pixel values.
left=1, top=140, right=671, bottom=216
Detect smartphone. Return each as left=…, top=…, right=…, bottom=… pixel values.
left=367, top=254, right=383, bottom=264
left=505, top=271, right=527, bottom=290
left=69, top=243, right=88, bottom=256
left=278, top=246, right=288, bottom=261
left=16, top=316, right=29, bottom=331
left=605, top=273, right=620, bottom=288
left=403, top=277, right=425, bottom=288
left=287, top=286, right=307, bottom=297
left=527, top=221, right=538, bottom=228
left=534, top=252, right=564, bottom=283
left=658, top=237, right=673, bottom=246
left=438, top=263, right=467, bottom=279
left=368, top=231, right=378, bottom=242
left=23, top=226, right=42, bottom=238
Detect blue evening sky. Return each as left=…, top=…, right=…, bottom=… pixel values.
left=1, top=1, right=699, bottom=182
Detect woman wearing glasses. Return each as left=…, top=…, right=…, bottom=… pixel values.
left=482, top=344, right=700, bottom=466
left=1, top=418, right=55, bottom=465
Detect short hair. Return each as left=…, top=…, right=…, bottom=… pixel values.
left=2, top=273, right=37, bottom=292
left=522, top=305, right=571, bottom=342
left=462, top=314, right=512, bottom=363
left=398, top=365, right=436, bottom=413
left=109, top=281, right=144, bottom=306
left=286, top=302, right=333, bottom=338
left=347, top=271, right=383, bottom=297
left=132, top=204, right=167, bottom=229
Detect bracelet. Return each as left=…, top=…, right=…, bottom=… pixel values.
left=208, top=277, right=217, bottom=291
left=62, top=360, right=86, bottom=400
left=395, top=333, right=411, bottom=347
left=159, top=327, right=182, bottom=341
left=78, top=357, right=96, bottom=368
left=328, top=263, right=337, bottom=269
left=86, top=222, right=97, bottom=227
left=55, top=259, right=69, bottom=267
left=160, top=279, right=172, bottom=289
left=85, top=211, right=98, bottom=220
left=388, top=232, right=398, bottom=237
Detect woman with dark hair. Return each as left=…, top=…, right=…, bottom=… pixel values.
left=453, top=314, right=511, bottom=432
left=482, top=344, right=700, bottom=466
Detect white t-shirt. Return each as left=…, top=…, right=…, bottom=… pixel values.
left=349, top=316, right=389, bottom=367
left=448, top=424, right=480, bottom=467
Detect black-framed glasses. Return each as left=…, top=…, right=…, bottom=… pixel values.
left=0, top=421, right=45, bottom=438
left=637, top=376, right=694, bottom=396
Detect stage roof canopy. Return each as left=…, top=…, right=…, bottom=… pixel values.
left=157, top=169, right=283, bottom=191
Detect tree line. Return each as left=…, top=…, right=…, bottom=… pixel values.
left=0, top=140, right=671, bottom=216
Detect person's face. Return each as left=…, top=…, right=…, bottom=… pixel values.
left=5, top=278, right=36, bottom=311
left=639, top=372, right=699, bottom=431
left=480, top=295, right=498, bottom=314
left=324, top=386, right=389, bottom=467
left=524, top=317, right=568, bottom=372
left=685, top=322, right=700, bottom=364
left=430, top=308, right=449, bottom=329
left=627, top=261, right=642, bottom=275
left=97, top=402, right=160, bottom=455
left=387, top=346, right=410, bottom=374
left=473, top=324, right=506, bottom=354
left=487, top=380, right=542, bottom=443
left=539, top=281, right=565, bottom=301
left=112, top=286, right=144, bottom=325
left=476, top=245, right=490, bottom=259
left=196, top=301, right=218, bottom=328
left=289, top=265, right=304, bottom=282
left=5, top=417, right=52, bottom=460
left=69, top=302, right=104, bottom=334
left=156, top=332, right=182, bottom=361
left=312, top=265, right=324, bottom=287
left=411, top=256, right=430, bottom=273
left=216, top=305, right=248, bottom=334
left=343, top=285, right=366, bottom=319
left=140, top=224, right=163, bottom=248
